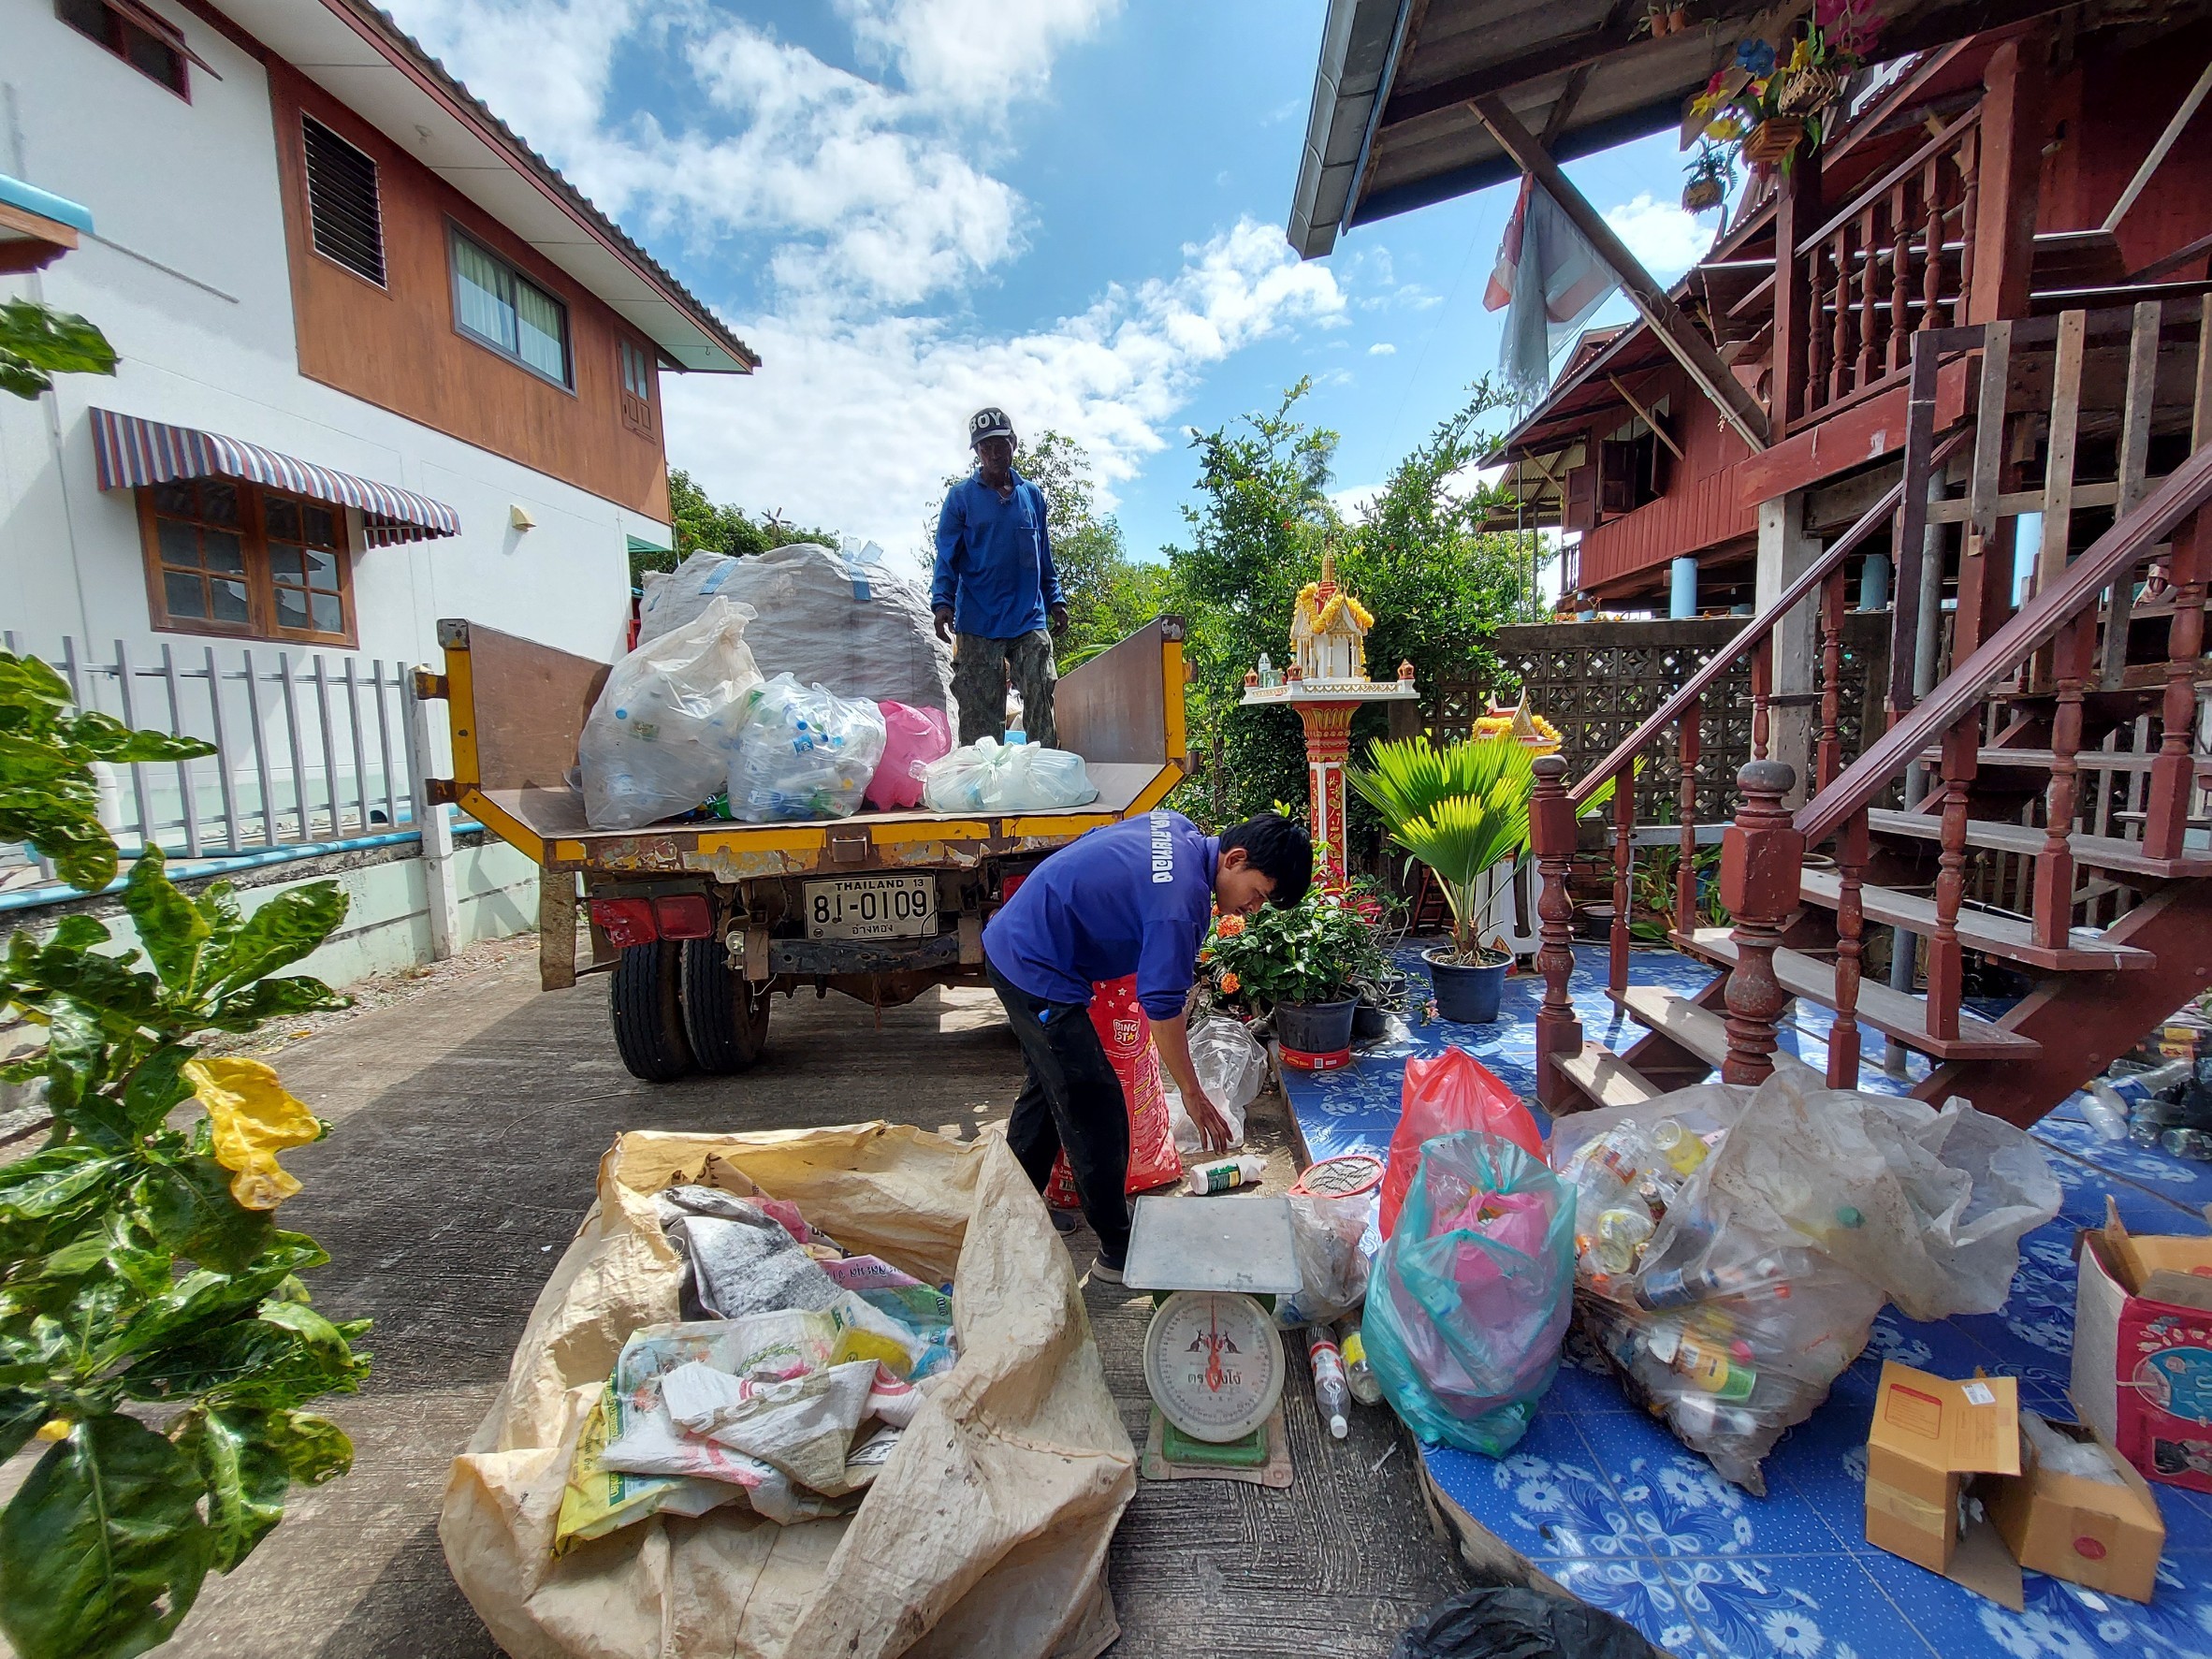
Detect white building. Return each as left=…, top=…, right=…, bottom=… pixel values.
left=0, top=0, right=758, bottom=981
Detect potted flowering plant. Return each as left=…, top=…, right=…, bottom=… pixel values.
left=1202, top=881, right=1396, bottom=1055
left=1682, top=2, right=1883, bottom=176
left=1682, top=142, right=1734, bottom=214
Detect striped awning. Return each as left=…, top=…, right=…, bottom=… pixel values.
left=90, top=408, right=461, bottom=547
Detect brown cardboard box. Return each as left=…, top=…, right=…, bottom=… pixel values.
left=1983, top=1414, right=2165, bottom=1603
left=1864, top=1362, right=2024, bottom=1607
left=2072, top=1201, right=2212, bottom=1493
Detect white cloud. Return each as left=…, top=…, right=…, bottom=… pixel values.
left=1603, top=194, right=1712, bottom=284
left=663, top=218, right=1344, bottom=551
left=837, top=0, right=1118, bottom=112
left=1367, top=342, right=1396, bottom=356
left=1329, top=483, right=1383, bottom=519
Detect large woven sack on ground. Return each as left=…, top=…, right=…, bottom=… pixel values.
left=440, top=1124, right=1135, bottom=1659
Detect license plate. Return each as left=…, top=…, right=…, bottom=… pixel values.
left=804, top=874, right=937, bottom=940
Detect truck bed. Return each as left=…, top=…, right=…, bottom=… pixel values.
left=432, top=615, right=1189, bottom=879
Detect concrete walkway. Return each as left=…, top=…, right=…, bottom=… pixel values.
left=149, top=947, right=1464, bottom=1659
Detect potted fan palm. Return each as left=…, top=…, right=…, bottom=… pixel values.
left=1349, top=735, right=1616, bottom=1024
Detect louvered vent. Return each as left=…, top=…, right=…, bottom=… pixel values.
left=302, top=115, right=385, bottom=286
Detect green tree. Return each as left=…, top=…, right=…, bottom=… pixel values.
left=1, top=298, right=116, bottom=400
left=634, top=470, right=832, bottom=586
left=1016, top=431, right=1174, bottom=664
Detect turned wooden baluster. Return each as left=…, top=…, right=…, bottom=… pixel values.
left=2031, top=611, right=2094, bottom=950
left=1926, top=718, right=1979, bottom=1044
left=1826, top=808, right=1870, bottom=1089
left=1677, top=695, right=1702, bottom=931
left=1816, top=565, right=1847, bottom=790
left=1956, top=128, right=1979, bottom=326
left=2144, top=510, right=2208, bottom=862
left=1805, top=242, right=1830, bottom=415
left=1531, top=754, right=1583, bottom=1110
left=1888, top=182, right=1914, bottom=372
left=1828, top=228, right=1853, bottom=405
left=1920, top=157, right=1944, bottom=334
left=1610, top=764, right=1634, bottom=997
left=1751, top=634, right=1773, bottom=760
left=1719, top=760, right=1805, bottom=1085
left=1855, top=203, right=1880, bottom=387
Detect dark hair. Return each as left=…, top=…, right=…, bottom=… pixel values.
left=1219, top=813, right=1313, bottom=909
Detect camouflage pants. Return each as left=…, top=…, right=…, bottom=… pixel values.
left=952, top=630, right=1057, bottom=748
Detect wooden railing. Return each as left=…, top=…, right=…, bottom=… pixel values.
left=1780, top=108, right=1981, bottom=429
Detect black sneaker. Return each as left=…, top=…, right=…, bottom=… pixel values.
left=1049, top=1207, right=1082, bottom=1236
left=1089, top=1259, right=1125, bottom=1285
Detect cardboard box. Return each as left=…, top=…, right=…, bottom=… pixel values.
left=2072, top=1201, right=2212, bottom=1492
left=1864, top=1362, right=2024, bottom=1606
left=2128, top=1010, right=2212, bottom=1069
left=1983, top=1414, right=2165, bottom=1603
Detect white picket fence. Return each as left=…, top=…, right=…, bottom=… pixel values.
left=6, top=632, right=430, bottom=869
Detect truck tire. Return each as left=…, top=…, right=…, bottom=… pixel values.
left=680, top=937, right=771, bottom=1072
left=611, top=941, right=694, bottom=1083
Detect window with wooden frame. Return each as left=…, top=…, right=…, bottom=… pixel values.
left=54, top=0, right=193, bottom=98
left=138, top=478, right=357, bottom=647
left=450, top=227, right=572, bottom=388
left=618, top=337, right=656, bottom=438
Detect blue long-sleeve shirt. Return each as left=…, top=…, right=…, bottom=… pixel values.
left=983, top=810, right=1218, bottom=1019
left=932, top=469, right=1062, bottom=639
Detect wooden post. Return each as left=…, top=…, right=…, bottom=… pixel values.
left=1610, top=764, right=1633, bottom=996
left=1470, top=95, right=1770, bottom=451
left=1827, top=808, right=1870, bottom=1089
left=1532, top=754, right=1582, bottom=1109
left=1774, top=150, right=1823, bottom=438
left=2144, top=511, right=2208, bottom=861
left=2031, top=612, right=2092, bottom=949
left=1751, top=635, right=1772, bottom=760
left=405, top=666, right=459, bottom=962
left=1676, top=695, right=1701, bottom=931
left=1926, top=718, right=1979, bottom=1043
left=1719, top=759, right=1804, bottom=1085
left=1966, top=31, right=2045, bottom=327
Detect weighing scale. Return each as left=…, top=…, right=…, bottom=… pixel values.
left=1121, top=1193, right=1304, bottom=1486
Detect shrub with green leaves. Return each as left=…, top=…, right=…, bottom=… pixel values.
left=0, top=651, right=367, bottom=1659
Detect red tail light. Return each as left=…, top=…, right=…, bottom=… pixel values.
left=651, top=894, right=713, bottom=939
left=589, top=897, right=658, bottom=949
left=1000, top=871, right=1028, bottom=899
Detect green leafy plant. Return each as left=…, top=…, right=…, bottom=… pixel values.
left=0, top=298, right=118, bottom=401
left=1628, top=843, right=1728, bottom=941
left=1202, top=883, right=1396, bottom=1011
left=0, top=654, right=366, bottom=1659
left=1349, top=735, right=1619, bottom=966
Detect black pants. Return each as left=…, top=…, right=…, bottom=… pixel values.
left=987, top=959, right=1131, bottom=1268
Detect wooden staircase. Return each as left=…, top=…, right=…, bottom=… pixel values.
left=1532, top=303, right=2212, bottom=1128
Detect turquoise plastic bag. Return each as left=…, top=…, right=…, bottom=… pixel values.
left=1363, top=1130, right=1577, bottom=1456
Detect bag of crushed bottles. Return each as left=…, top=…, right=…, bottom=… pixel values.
left=921, top=736, right=1099, bottom=813
left=579, top=595, right=764, bottom=830
left=1276, top=1151, right=1386, bottom=1330
left=724, top=673, right=888, bottom=822
left=1362, top=1130, right=1577, bottom=1456
left=1378, top=1048, right=1544, bottom=1238
left=1550, top=1064, right=2060, bottom=1493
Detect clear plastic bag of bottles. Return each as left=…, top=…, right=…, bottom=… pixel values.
left=724, top=674, right=888, bottom=822
left=1550, top=1067, right=2059, bottom=1493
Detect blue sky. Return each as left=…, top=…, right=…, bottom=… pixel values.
left=386, top=1, right=1716, bottom=567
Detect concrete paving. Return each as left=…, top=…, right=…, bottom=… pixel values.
left=147, top=946, right=1464, bottom=1659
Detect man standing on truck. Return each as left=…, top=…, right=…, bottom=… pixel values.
left=982, top=810, right=1313, bottom=1281
left=933, top=407, right=1069, bottom=746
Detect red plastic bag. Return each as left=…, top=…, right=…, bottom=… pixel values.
left=1378, top=1048, right=1542, bottom=1238
left=1049, top=977, right=1183, bottom=1203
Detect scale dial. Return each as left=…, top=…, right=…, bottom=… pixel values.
left=1142, top=1289, right=1285, bottom=1442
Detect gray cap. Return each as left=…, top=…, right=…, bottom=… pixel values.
left=968, top=406, right=1015, bottom=446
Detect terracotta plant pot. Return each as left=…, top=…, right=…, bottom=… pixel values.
left=1666, top=7, right=1689, bottom=32
left=1743, top=116, right=1807, bottom=167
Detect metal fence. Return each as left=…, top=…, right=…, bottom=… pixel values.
left=5, top=633, right=427, bottom=866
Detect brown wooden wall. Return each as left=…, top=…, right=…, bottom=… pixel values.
left=267, top=63, right=671, bottom=521
left=1575, top=373, right=1759, bottom=596
left=2037, top=23, right=2212, bottom=280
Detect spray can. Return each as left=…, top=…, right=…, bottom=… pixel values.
left=1306, top=1326, right=1351, bottom=1437
left=1185, top=1154, right=1266, bottom=1196
left=1338, top=1317, right=1382, bottom=1404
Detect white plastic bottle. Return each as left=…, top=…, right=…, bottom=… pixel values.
left=1186, top=1154, right=1266, bottom=1196
left=1306, top=1326, right=1351, bottom=1437
left=1338, top=1317, right=1382, bottom=1404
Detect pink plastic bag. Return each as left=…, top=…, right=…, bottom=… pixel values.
left=865, top=701, right=953, bottom=810
left=1379, top=1048, right=1543, bottom=1238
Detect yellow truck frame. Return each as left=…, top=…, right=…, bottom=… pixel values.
left=418, top=616, right=1189, bottom=1080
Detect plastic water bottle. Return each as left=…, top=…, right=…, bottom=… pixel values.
left=1186, top=1154, right=1266, bottom=1195
left=1306, top=1326, right=1351, bottom=1437
left=1337, top=1317, right=1382, bottom=1405
left=2083, top=1082, right=2132, bottom=1142
left=2161, top=1128, right=2212, bottom=1162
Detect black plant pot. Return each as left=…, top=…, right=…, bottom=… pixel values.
left=1275, top=997, right=1360, bottom=1055
left=1352, top=1001, right=1391, bottom=1041
left=1426, top=947, right=1510, bottom=1024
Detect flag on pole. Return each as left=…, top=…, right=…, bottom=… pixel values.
left=1484, top=177, right=1619, bottom=403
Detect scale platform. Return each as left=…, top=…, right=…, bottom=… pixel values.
left=1121, top=1194, right=1303, bottom=1295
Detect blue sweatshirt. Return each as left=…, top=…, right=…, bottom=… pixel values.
left=932, top=470, right=1063, bottom=639
left=983, top=810, right=1218, bottom=1019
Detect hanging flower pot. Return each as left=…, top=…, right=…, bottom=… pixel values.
left=1682, top=174, right=1726, bottom=212
left=1743, top=115, right=1806, bottom=167
left=1777, top=65, right=1845, bottom=116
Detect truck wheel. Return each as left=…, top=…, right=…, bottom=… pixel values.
left=681, top=938, right=771, bottom=1072
left=611, top=941, right=694, bottom=1083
